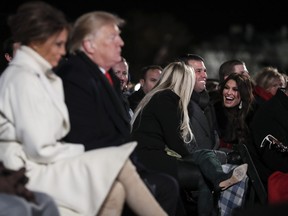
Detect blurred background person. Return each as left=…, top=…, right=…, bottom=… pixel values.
left=112, top=57, right=134, bottom=119
left=211, top=59, right=251, bottom=104
left=128, top=65, right=162, bottom=111
left=250, top=77, right=288, bottom=198
left=253, top=66, right=285, bottom=106
left=218, top=59, right=250, bottom=84
left=112, top=56, right=131, bottom=94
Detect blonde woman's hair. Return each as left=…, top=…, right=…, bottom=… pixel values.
left=254, top=66, right=283, bottom=90
left=131, top=61, right=196, bottom=143
left=68, top=11, right=125, bottom=53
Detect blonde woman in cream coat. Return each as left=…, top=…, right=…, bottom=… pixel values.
left=0, top=2, right=167, bottom=216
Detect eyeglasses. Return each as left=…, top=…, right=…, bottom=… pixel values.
left=279, top=87, right=286, bottom=93
left=260, top=134, right=288, bottom=152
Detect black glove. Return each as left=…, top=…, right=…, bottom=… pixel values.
left=226, top=151, right=242, bottom=165
left=0, top=162, right=36, bottom=203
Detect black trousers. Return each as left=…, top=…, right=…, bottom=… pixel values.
left=177, top=149, right=225, bottom=216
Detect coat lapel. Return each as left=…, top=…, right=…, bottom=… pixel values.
left=12, top=46, right=70, bottom=130
left=38, top=71, right=70, bottom=129
left=78, top=53, right=130, bottom=135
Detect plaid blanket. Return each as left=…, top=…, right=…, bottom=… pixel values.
left=218, top=164, right=249, bottom=216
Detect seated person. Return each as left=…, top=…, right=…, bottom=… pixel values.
left=0, top=2, right=167, bottom=215
left=128, top=65, right=162, bottom=111
left=131, top=61, right=248, bottom=216
left=250, top=81, right=288, bottom=201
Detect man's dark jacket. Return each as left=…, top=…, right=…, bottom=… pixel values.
left=56, top=51, right=131, bottom=150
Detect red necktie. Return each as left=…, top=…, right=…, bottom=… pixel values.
left=105, top=71, right=113, bottom=86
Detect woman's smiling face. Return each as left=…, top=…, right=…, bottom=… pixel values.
left=222, top=79, right=241, bottom=108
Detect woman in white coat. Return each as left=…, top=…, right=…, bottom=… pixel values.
left=0, top=2, right=167, bottom=216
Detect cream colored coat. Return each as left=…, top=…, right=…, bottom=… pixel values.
left=0, top=46, right=136, bottom=216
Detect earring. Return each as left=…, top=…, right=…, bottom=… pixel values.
left=238, top=101, right=242, bottom=109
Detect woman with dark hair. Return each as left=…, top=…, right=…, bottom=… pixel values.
left=214, top=73, right=255, bottom=152
left=0, top=2, right=167, bottom=216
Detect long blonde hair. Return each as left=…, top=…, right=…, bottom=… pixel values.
left=131, top=61, right=196, bottom=143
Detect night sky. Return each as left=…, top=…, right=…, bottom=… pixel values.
left=1, top=0, right=288, bottom=79
left=1, top=0, right=287, bottom=37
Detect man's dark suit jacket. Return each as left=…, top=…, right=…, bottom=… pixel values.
left=189, top=91, right=220, bottom=150
left=128, top=88, right=145, bottom=111
left=56, top=51, right=131, bottom=150
left=56, top=52, right=184, bottom=216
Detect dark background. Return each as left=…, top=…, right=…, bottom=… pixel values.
left=1, top=0, right=288, bottom=81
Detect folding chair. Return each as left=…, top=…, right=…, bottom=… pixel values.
left=237, top=143, right=268, bottom=206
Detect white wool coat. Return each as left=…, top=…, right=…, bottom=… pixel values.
left=0, top=46, right=136, bottom=216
